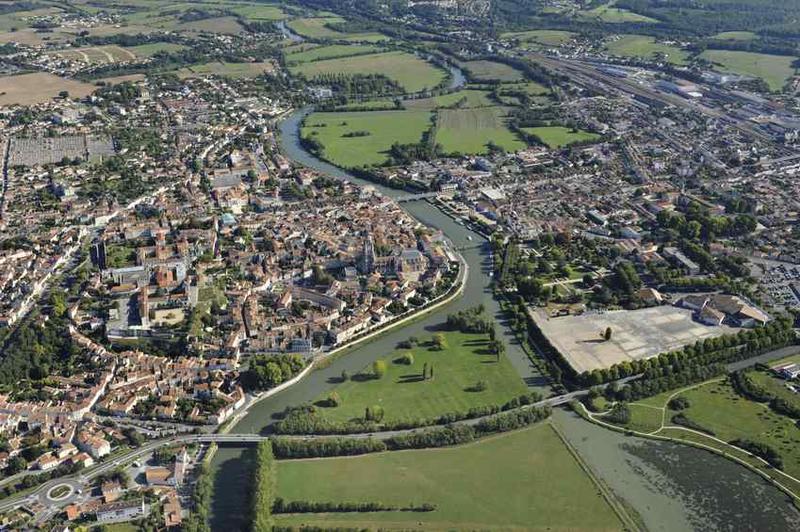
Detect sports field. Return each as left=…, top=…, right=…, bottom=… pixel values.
left=700, top=49, right=796, bottom=92
left=462, top=60, right=524, bottom=82
left=436, top=107, right=526, bottom=154
left=275, top=423, right=624, bottom=530
left=284, top=43, right=383, bottom=64
left=178, top=61, right=274, bottom=78
left=290, top=51, right=447, bottom=93
left=404, top=89, right=494, bottom=110
left=0, top=73, right=96, bottom=105
left=606, top=35, right=689, bottom=65
left=521, top=126, right=600, bottom=148
left=311, top=331, right=528, bottom=423
left=301, top=110, right=433, bottom=167
left=502, top=29, right=575, bottom=46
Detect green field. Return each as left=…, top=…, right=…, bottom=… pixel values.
left=606, top=35, right=689, bottom=65
left=177, top=16, right=245, bottom=35
left=462, top=60, right=524, bottom=82
left=521, top=126, right=600, bottom=148
left=229, top=3, right=287, bottom=20
left=713, top=31, right=757, bottom=41
left=284, top=43, right=383, bottom=64
left=301, top=110, right=433, bottom=167
left=436, top=107, right=526, bottom=154
left=700, top=49, right=796, bottom=91
left=582, top=3, right=657, bottom=23
left=129, top=42, right=187, bottom=57
left=502, top=29, right=575, bottom=46
left=287, top=16, right=346, bottom=39
left=501, top=81, right=550, bottom=96
left=311, top=331, right=528, bottom=423
left=405, top=89, right=494, bottom=110
left=290, top=51, right=447, bottom=93
left=275, top=424, right=624, bottom=530
left=178, top=61, right=274, bottom=78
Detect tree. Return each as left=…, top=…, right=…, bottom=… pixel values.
left=432, top=333, right=447, bottom=350
left=340, top=370, right=349, bottom=382
left=373, top=360, right=387, bottom=379
left=326, top=391, right=340, bottom=407
left=604, top=327, right=612, bottom=341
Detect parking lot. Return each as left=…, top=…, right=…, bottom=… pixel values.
left=532, top=305, right=737, bottom=373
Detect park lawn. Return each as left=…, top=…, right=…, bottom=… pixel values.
left=284, top=43, right=383, bottom=64
left=436, top=107, right=526, bottom=155
left=582, top=4, right=658, bottom=23
left=699, top=49, right=796, bottom=92
left=619, top=404, right=663, bottom=433
left=502, top=29, right=575, bottom=46
left=606, top=35, right=689, bottom=65
left=713, top=31, right=757, bottom=41
left=129, top=42, right=187, bottom=57
left=674, top=379, right=800, bottom=478
left=312, top=331, right=527, bottom=423
left=301, top=110, right=433, bottom=167
left=462, top=59, right=524, bottom=82
left=178, top=61, right=274, bottom=78
left=275, top=423, right=623, bottom=530
left=290, top=51, right=447, bottom=93
left=521, top=126, right=600, bottom=148
left=404, top=89, right=494, bottom=110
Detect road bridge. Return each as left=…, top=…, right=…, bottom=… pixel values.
left=395, top=192, right=439, bottom=203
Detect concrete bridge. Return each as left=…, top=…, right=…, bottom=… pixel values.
left=395, top=192, right=439, bottom=203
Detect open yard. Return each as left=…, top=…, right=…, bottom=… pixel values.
left=284, top=43, right=383, bottom=64
left=0, top=73, right=96, bottom=106
left=275, top=423, right=624, bottom=530
left=435, top=107, right=526, bottom=155
left=533, top=306, right=737, bottom=373
left=311, top=331, right=528, bottom=423
left=606, top=35, right=689, bottom=65
left=178, top=61, right=274, bottom=79
left=290, top=51, right=447, bottom=93
left=699, top=49, right=797, bottom=92
left=461, top=60, right=524, bottom=82
left=521, top=126, right=600, bottom=148
left=301, top=110, right=433, bottom=167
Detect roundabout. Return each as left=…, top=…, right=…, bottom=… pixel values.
left=40, top=479, right=82, bottom=505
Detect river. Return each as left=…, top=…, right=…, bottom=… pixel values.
left=208, top=107, right=800, bottom=531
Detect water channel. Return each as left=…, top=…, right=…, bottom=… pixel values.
left=208, top=104, right=800, bottom=531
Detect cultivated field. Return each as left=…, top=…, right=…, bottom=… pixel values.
left=533, top=306, right=736, bottom=373
left=700, top=49, right=797, bottom=92
left=435, top=107, right=525, bottom=154
left=287, top=16, right=347, bottom=39
left=284, top=43, right=383, bottom=64
left=301, top=110, right=433, bottom=167
left=275, top=424, right=624, bottom=530
left=462, top=60, right=524, bottom=82
left=0, top=73, right=96, bottom=106
left=404, top=89, right=494, bottom=110
left=178, top=61, right=274, bottom=78
left=311, top=331, right=528, bottom=423
left=521, top=126, right=600, bottom=148
left=290, top=51, right=447, bottom=93
left=606, top=35, right=689, bottom=65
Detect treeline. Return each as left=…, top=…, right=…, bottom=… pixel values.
left=305, top=73, right=403, bottom=98
left=180, top=461, right=213, bottom=532
left=273, top=498, right=434, bottom=514
left=445, top=305, right=493, bottom=333
left=274, top=390, right=543, bottom=435
left=272, top=405, right=551, bottom=458
left=731, top=439, right=783, bottom=470
left=730, top=371, right=800, bottom=420
left=240, top=354, right=306, bottom=391
left=77, top=32, right=185, bottom=48
left=251, top=441, right=275, bottom=532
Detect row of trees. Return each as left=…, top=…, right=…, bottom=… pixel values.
left=730, top=370, right=800, bottom=420
left=251, top=441, right=276, bottom=532
left=272, top=498, right=434, bottom=514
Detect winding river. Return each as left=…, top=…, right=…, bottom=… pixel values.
left=208, top=105, right=800, bottom=531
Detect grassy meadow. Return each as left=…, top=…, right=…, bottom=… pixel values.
left=700, top=49, right=796, bottom=91
left=436, top=107, right=526, bottom=154
left=521, top=126, right=600, bottom=148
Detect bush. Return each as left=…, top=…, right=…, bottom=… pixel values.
left=668, top=397, right=690, bottom=411
left=730, top=439, right=783, bottom=469
left=670, top=413, right=714, bottom=435
left=605, top=403, right=630, bottom=425
left=272, top=437, right=387, bottom=458
left=397, top=353, right=414, bottom=365
left=373, top=360, right=387, bottom=379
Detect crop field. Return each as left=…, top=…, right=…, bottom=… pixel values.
left=128, top=42, right=187, bottom=57
left=49, top=45, right=136, bottom=64
left=178, top=61, right=274, bottom=78
left=275, top=423, right=623, bottom=530
left=0, top=28, right=72, bottom=46
left=311, top=331, right=528, bottom=424
left=404, top=89, right=494, bottom=110
left=0, top=73, right=96, bottom=106
left=582, top=4, right=658, bottom=23
left=699, top=49, right=796, bottom=92
left=435, top=107, right=525, bottom=154
left=502, top=29, right=575, bottom=46
left=606, top=35, right=689, bottom=65
left=462, top=60, right=524, bottom=82
left=301, top=110, right=433, bottom=167
left=521, top=126, right=600, bottom=148
left=290, top=51, right=447, bottom=93
left=284, top=43, right=383, bottom=64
